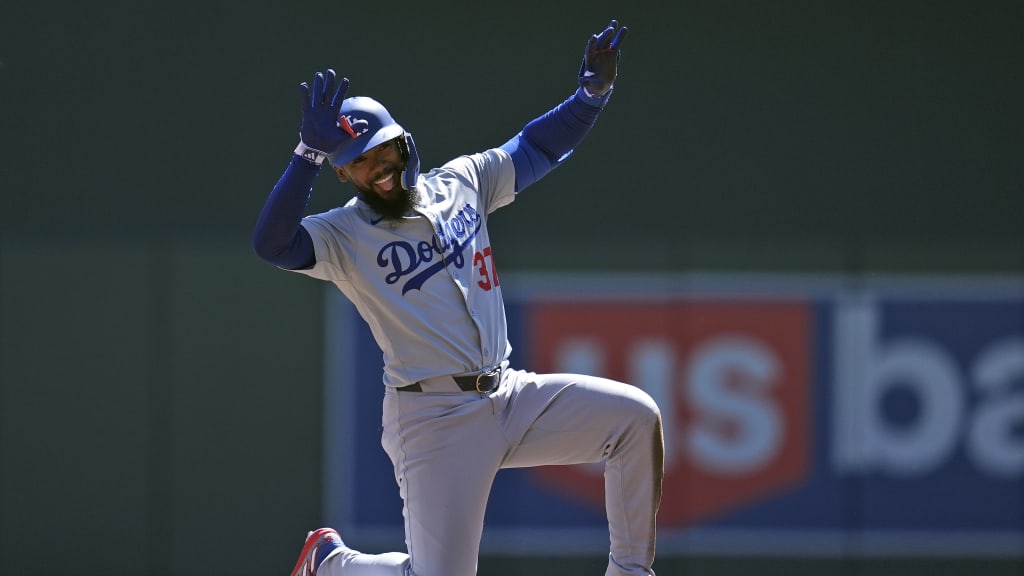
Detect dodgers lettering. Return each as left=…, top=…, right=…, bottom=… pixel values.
left=377, top=241, right=433, bottom=285
left=376, top=204, right=482, bottom=294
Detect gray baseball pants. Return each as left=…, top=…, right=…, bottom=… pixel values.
left=319, top=366, right=664, bottom=576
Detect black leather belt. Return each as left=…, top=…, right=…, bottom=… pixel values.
left=398, top=368, right=501, bottom=393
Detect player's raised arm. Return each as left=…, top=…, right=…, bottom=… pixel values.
left=252, top=69, right=355, bottom=270
left=499, top=19, right=628, bottom=192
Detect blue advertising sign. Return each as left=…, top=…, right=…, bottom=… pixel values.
left=323, top=274, right=1024, bottom=556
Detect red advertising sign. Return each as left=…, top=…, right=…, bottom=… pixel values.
left=528, top=299, right=812, bottom=527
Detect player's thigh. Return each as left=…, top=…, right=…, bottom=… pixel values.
left=499, top=371, right=660, bottom=469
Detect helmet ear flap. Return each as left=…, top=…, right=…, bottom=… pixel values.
left=398, top=132, right=420, bottom=191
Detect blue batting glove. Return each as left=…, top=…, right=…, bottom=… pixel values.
left=295, top=69, right=353, bottom=164
left=578, top=20, right=629, bottom=97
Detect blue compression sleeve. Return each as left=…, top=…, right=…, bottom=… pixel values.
left=499, top=86, right=611, bottom=192
left=252, top=155, right=319, bottom=270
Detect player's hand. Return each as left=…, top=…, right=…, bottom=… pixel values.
left=578, top=20, right=628, bottom=97
left=297, top=69, right=353, bottom=159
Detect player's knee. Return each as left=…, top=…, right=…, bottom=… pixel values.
left=631, top=389, right=666, bottom=466
left=619, top=386, right=665, bottom=464
left=624, top=385, right=662, bottom=429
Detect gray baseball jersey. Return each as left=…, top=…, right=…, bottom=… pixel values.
left=295, top=148, right=516, bottom=388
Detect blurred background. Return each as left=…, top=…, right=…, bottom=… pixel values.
left=0, top=1, right=1021, bottom=575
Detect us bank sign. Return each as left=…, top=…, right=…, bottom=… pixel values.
left=323, top=273, right=1024, bottom=557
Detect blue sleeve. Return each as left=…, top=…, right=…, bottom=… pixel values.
left=498, top=86, right=611, bottom=192
left=252, top=155, right=319, bottom=270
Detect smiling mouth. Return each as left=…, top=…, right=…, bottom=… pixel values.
left=373, top=172, right=397, bottom=192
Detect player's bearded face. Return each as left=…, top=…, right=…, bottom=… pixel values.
left=338, top=139, right=418, bottom=220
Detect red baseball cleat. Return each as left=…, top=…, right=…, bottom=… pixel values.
left=289, top=527, right=344, bottom=576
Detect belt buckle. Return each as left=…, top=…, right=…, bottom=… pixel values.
left=475, top=368, right=499, bottom=394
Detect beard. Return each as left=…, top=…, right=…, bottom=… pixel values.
left=355, top=182, right=420, bottom=221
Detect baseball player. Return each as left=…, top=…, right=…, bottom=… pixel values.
left=253, top=19, right=663, bottom=576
